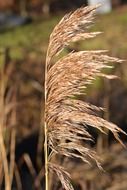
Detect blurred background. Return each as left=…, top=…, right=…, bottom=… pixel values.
left=0, top=0, right=127, bottom=190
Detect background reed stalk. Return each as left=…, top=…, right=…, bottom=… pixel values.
left=0, top=55, right=11, bottom=190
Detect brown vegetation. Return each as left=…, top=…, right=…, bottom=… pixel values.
left=0, top=4, right=127, bottom=190
left=44, top=5, right=125, bottom=190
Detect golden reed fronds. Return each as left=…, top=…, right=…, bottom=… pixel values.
left=44, top=5, right=125, bottom=190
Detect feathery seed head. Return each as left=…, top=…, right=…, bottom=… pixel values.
left=45, top=4, right=125, bottom=190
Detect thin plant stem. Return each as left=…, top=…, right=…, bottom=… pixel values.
left=44, top=49, right=50, bottom=190
left=10, top=128, right=16, bottom=187
left=44, top=121, right=48, bottom=190
left=0, top=55, right=11, bottom=190
left=0, top=132, right=11, bottom=190
left=14, top=164, right=22, bottom=190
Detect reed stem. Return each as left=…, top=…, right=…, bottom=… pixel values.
left=0, top=60, right=11, bottom=190
left=44, top=50, right=50, bottom=190
left=44, top=122, right=48, bottom=190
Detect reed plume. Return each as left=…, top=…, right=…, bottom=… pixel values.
left=44, top=5, right=125, bottom=190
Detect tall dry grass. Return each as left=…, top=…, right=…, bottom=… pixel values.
left=0, top=48, right=17, bottom=190
left=0, top=47, right=45, bottom=190
left=44, top=5, right=125, bottom=190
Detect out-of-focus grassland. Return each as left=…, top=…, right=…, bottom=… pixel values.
left=0, top=7, right=127, bottom=61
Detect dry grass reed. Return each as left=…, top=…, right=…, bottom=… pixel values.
left=44, top=4, right=125, bottom=190
left=0, top=48, right=17, bottom=190
left=0, top=47, right=45, bottom=190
